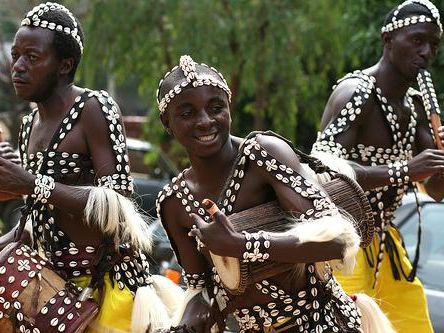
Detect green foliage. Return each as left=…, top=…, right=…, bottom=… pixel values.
left=79, top=0, right=444, bottom=164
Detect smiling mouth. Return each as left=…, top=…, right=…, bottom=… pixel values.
left=197, top=133, right=217, bottom=142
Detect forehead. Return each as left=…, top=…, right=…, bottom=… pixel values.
left=396, top=22, right=441, bottom=40
left=12, top=26, right=54, bottom=50
left=168, top=85, right=228, bottom=109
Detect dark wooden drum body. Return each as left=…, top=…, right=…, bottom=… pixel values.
left=211, top=172, right=375, bottom=295
left=0, top=242, right=98, bottom=333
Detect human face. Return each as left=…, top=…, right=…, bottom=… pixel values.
left=386, top=22, right=441, bottom=81
left=10, top=27, right=60, bottom=102
left=162, top=85, right=231, bottom=158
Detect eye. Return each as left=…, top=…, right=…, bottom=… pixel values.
left=209, top=102, right=226, bottom=114
left=179, top=108, right=193, bottom=119
left=413, top=37, right=423, bottom=45
left=210, top=105, right=224, bottom=113
left=10, top=52, right=18, bottom=61
left=28, top=54, right=38, bottom=63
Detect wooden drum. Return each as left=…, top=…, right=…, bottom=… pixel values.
left=211, top=172, right=375, bottom=295
left=0, top=242, right=98, bottom=333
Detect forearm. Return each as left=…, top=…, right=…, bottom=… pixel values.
left=15, top=174, right=91, bottom=214
left=46, top=183, right=90, bottom=213
left=351, top=161, right=402, bottom=190
left=228, top=214, right=359, bottom=265
left=267, top=235, right=345, bottom=263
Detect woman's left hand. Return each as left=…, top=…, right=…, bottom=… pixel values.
left=188, top=199, right=244, bottom=257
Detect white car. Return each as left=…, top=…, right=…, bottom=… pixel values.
left=394, top=192, right=444, bottom=333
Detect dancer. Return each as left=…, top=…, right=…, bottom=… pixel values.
left=0, top=3, right=180, bottom=332
left=312, top=1, right=444, bottom=332
left=156, top=55, right=394, bottom=333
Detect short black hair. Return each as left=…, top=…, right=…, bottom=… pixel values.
left=384, top=2, right=437, bottom=26
left=37, top=9, right=84, bottom=81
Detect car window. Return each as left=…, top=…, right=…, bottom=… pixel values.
left=400, top=203, right=444, bottom=291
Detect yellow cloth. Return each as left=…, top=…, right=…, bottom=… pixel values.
left=72, top=274, right=134, bottom=333
left=336, top=225, right=433, bottom=333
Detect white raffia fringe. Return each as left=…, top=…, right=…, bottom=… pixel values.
left=355, top=293, right=397, bottom=333
left=171, top=288, right=203, bottom=326
left=84, top=187, right=152, bottom=252
left=151, top=275, right=185, bottom=318
left=310, top=150, right=356, bottom=181
left=282, top=214, right=360, bottom=275
left=132, top=275, right=185, bottom=333
left=132, top=286, right=168, bottom=333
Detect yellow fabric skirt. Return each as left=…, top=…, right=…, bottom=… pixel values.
left=336, top=225, right=433, bottom=333
left=72, top=274, right=134, bottom=333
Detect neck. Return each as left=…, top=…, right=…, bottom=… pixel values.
left=370, top=57, right=414, bottom=102
left=36, top=82, right=79, bottom=121
left=188, top=136, right=238, bottom=192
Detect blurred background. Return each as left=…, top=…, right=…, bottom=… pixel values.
left=1, top=0, right=444, bottom=166
left=1, top=2, right=444, bottom=331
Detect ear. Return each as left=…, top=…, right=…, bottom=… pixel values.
left=382, top=32, right=393, bottom=48
left=160, top=113, right=172, bottom=135
left=59, top=58, right=75, bottom=76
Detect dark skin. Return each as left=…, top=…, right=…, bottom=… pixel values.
left=160, top=85, right=346, bottom=331
left=0, top=142, right=21, bottom=201
left=0, top=26, right=122, bottom=247
left=319, top=22, right=444, bottom=208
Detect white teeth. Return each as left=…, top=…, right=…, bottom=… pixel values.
left=198, top=134, right=216, bottom=142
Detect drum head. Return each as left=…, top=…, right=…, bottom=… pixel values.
left=210, top=252, right=247, bottom=295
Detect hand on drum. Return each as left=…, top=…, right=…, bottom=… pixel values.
left=188, top=199, right=244, bottom=258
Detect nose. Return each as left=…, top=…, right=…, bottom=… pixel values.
left=419, top=43, right=434, bottom=63
left=11, top=56, right=26, bottom=75
left=196, top=109, right=215, bottom=129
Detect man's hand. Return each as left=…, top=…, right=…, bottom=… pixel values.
left=438, top=125, right=444, bottom=149
left=0, top=156, right=33, bottom=195
left=407, top=149, right=444, bottom=182
left=188, top=199, right=244, bottom=257
left=0, top=142, right=20, bottom=165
